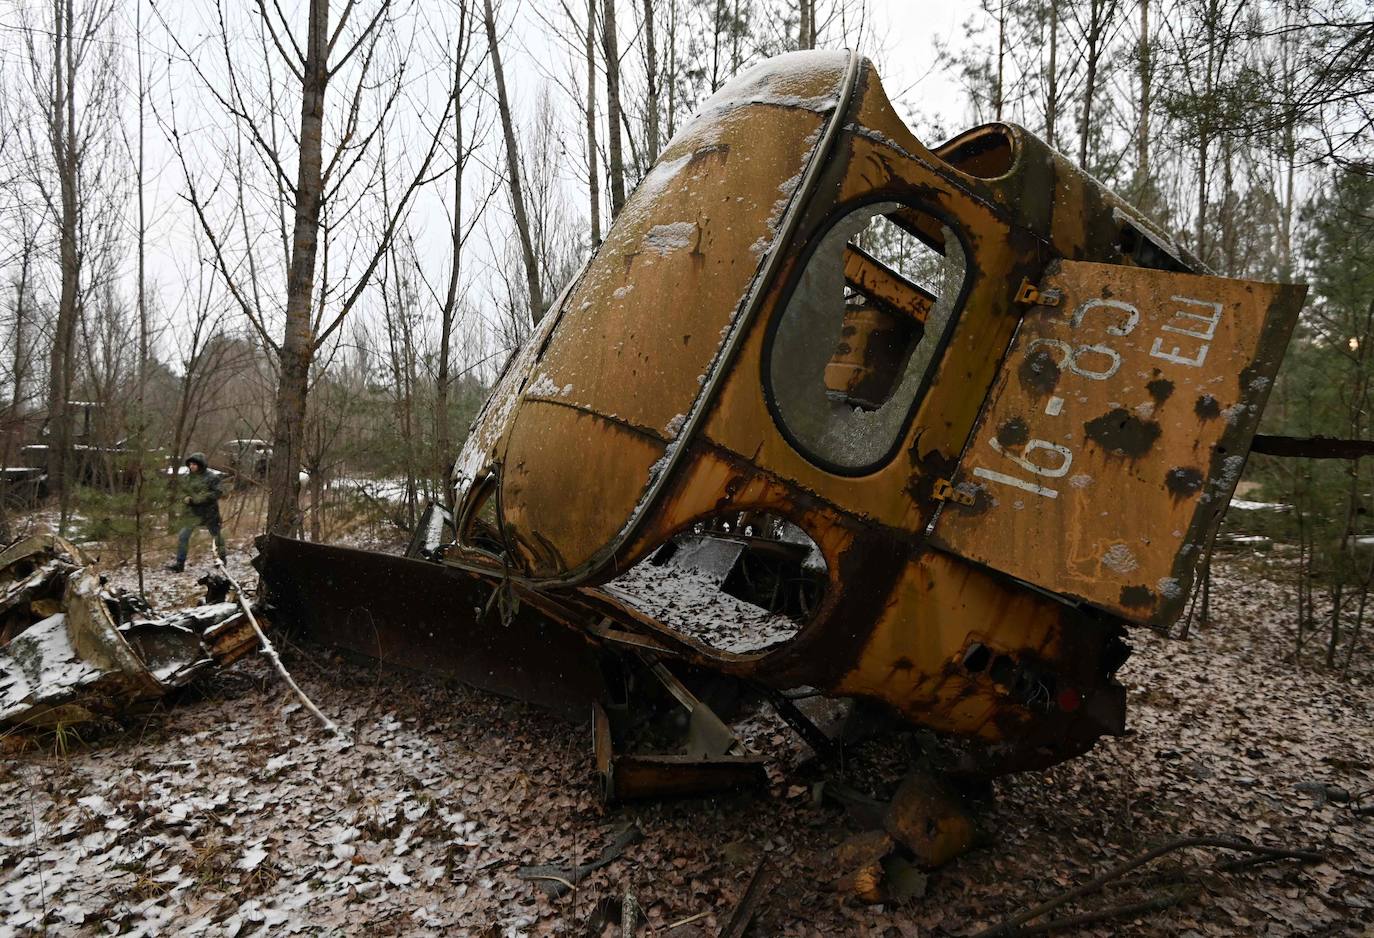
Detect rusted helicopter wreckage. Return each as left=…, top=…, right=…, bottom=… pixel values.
left=256, top=51, right=1305, bottom=869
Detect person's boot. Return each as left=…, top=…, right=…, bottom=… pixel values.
left=165, top=561, right=184, bottom=572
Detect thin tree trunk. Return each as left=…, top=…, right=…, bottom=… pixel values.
left=586, top=0, right=602, bottom=244
left=266, top=0, right=330, bottom=538
left=437, top=8, right=467, bottom=502
left=994, top=0, right=1005, bottom=120
left=798, top=0, right=812, bottom=50
left=1078, top=0, right=1102, bottom=168
left=11, top=238, right=31, bottom=417
left=643, top=0, right=660, bottom=163
left=1277, top=14, right=1297, bottom=282
left=1195, top=15, right=1215, bottom=265
left=1329, top=462, right=1360, bottom=667
left=603, top=0, right=626, bottom=217
left=666, top=0, right=678, bottom=138
left=730, top=0, right=739, bottom=70
left=1296, top=502, right=1308, bottom=662
left=46, top=0, right=80, bottom=533
left=1343, top=547, right=1374, bottom=677
left=483, top=0, right=545, bottom=324
left=134, top=0, right=148, bottom=596
left=1136, top=0, right=1150, bottom=201
left=1221, top=135, right=1236, bottom=275
left=1046, top=0, right=1058, bottom=147
left=2, top=232, right=34, bottom=540
left=1196, top=133, right=1210, bottom=263
left=309, top=463, right=324, bottom=541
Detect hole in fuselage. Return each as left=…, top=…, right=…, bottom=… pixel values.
left=604, top=513, right=827, bottom=655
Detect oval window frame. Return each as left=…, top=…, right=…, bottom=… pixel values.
left=760, top=196, right=974, bottom=476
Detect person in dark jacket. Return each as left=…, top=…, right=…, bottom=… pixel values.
left=167, top=452, right=227, bottom=572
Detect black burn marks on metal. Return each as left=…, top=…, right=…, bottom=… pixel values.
left=1164, top=466, right=1204, bottom=499
left=1084, top=408, right=1161, bottom=459
left=1195, top=394, right=1221, bottom=419
left=758, top=532, right=910, bottom=691
left=995, top=416, right=1030, bottom=449
left=1118, top=585, right=1155, bottom=609
left=1018, top=345, right=1061, bottom=397
left=1146, top=378, right=1174, bottom=405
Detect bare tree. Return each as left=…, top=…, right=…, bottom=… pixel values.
left=1073, top=0, right=1119, bottom=168
left=586, top=0, right=603, bottom=243
left=433, top=0, right=485, bottom=498
left=641, top=0, right=663, bottom=164
left=484, top=0, right=546, bottom=326
left=164, top=0, right=456, bottom=537
left=17, top=0, right=121, bottom=528
left=603, top=0, right=628, bottom=216
left=1046, top=0, right=1060, bottom=146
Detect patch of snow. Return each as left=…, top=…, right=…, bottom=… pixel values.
left=642, top=221, right=699, bottom=255
left=1101, top=543, right=1139, bottom=575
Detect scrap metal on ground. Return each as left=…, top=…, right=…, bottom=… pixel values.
left=0, top=535, right=253, bottom=735
left=257, top=50, right=1304, bottom=874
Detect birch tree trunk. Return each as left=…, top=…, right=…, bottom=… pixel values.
left=666, top=0, right=678, bottom=138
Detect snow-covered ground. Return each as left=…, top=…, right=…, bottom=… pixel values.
left=0, top=540, right=1370, bottom=935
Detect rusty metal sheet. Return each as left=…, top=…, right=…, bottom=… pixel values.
left=454, top=52, right=859, bottom=583
left=591, top=703, right=767, bottom=801
left=931, top=261, right=1304, bottom=626
left=255, top=536, right=606, bottom=721
left=842, top=245, right=933, bottom=320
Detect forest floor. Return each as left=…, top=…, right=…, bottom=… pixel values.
left=0, top=507, right=1371, bottom=936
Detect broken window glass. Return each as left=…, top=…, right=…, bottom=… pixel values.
left=765, top=201, right=967, bottom=471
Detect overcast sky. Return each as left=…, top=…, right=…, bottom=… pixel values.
left=4, top=0, right=995, bottom=373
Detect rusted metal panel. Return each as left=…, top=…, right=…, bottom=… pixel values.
left=592, top=703, right=768, bottom=802
left=930, top=261, right=1304, bottom=625
left=255, top=536, right=606, bottom=721
left=842, top=245, right=933, bottom=321
left=454, top=51, right=857, bottom=582
left=883, top=769, right=975, bottom=868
